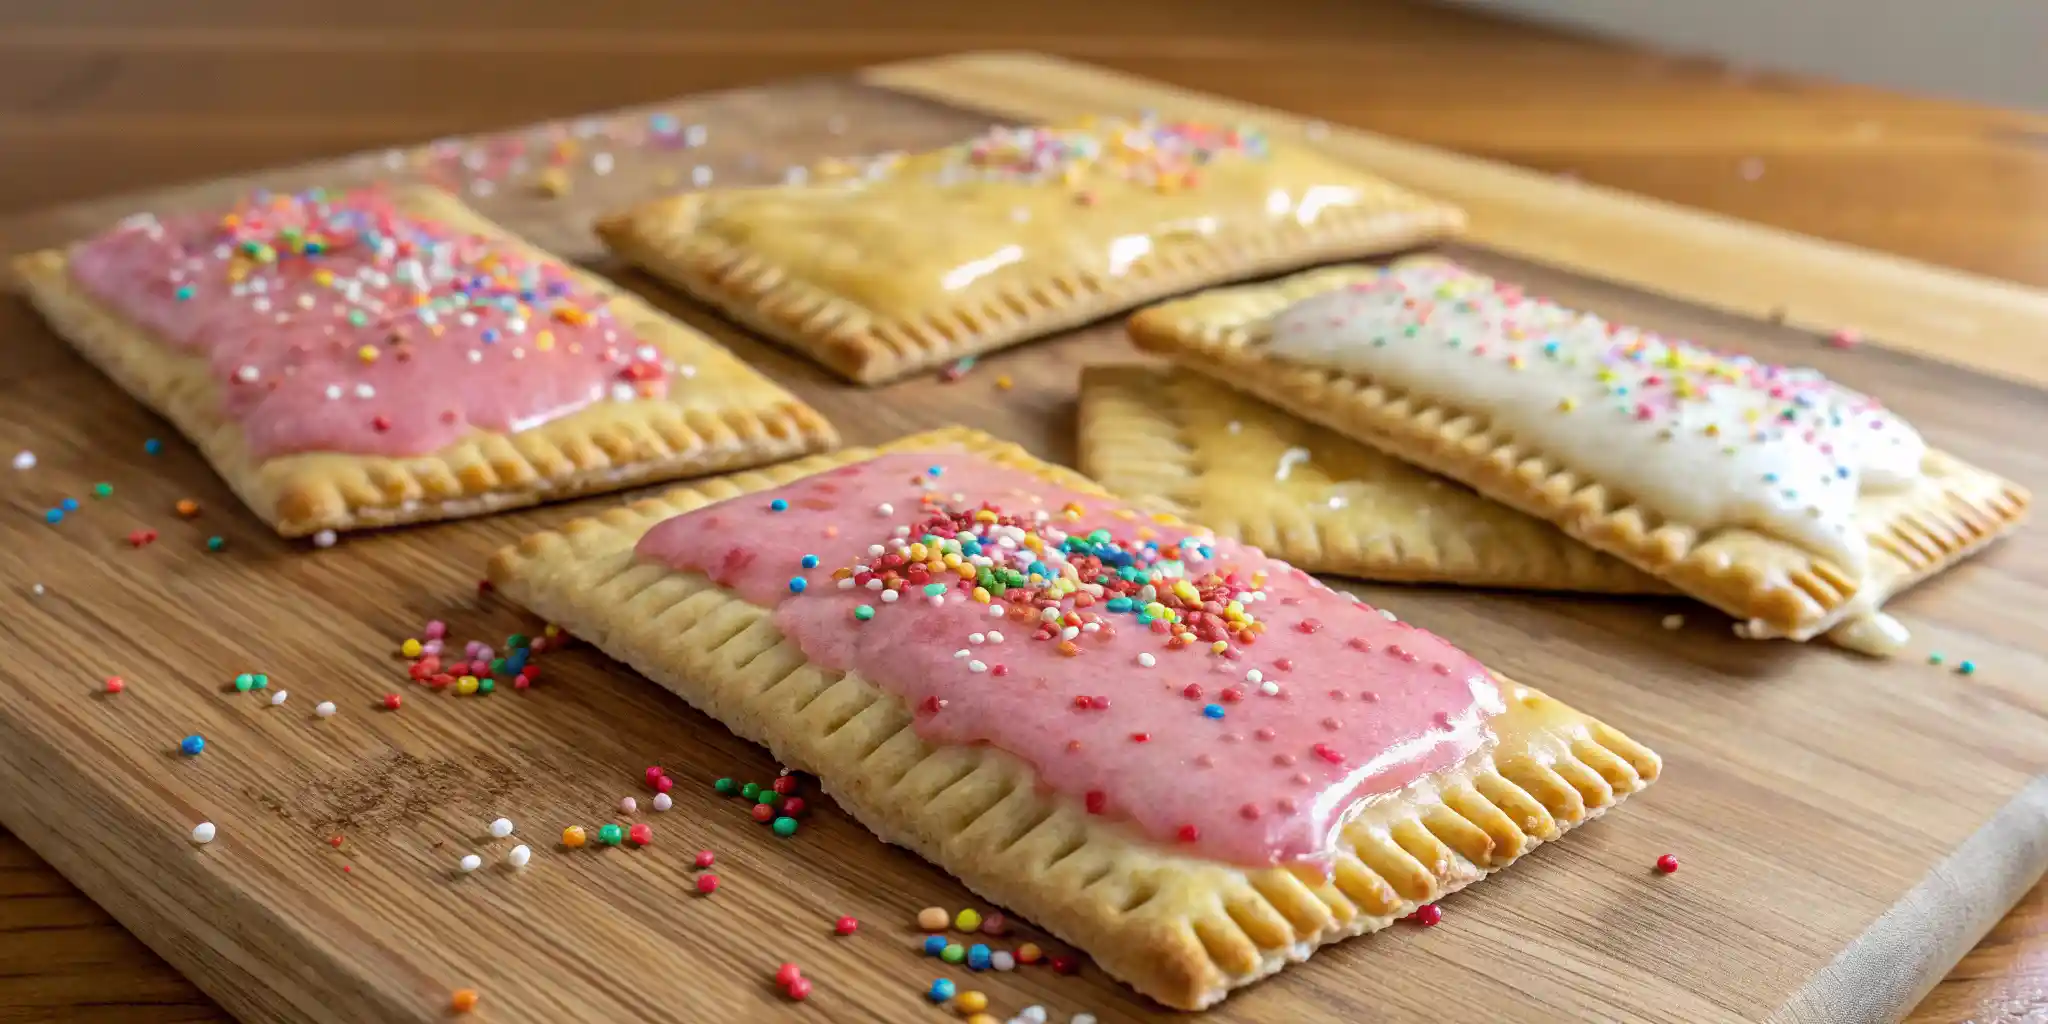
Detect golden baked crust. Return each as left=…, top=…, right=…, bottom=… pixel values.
left=1128, top=262, right=2031, bottom=639
left=1079, top=365, right=1665, bottom=593
left=487, top=426, right=1660, bottom=1009
left=594, top=118, right=1465, bottom=384
left=12, top=186, right=837, bottom=537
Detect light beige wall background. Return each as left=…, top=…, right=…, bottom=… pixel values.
left=1450, top=0, right=2044, bottom=109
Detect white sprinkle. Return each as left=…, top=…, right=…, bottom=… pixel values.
left=991, top=950, right=1016, bottom=971
left=190, top=821, right=217, bottom=844
left=691, top=165, right=713, bottom=187
left=11, top=450, right=35, bottom=470
left=1274, top=446, right=1311, bottom=482
left=867, top=544, right=886, bottom=557
left=988, top=605, right=1005, bottom=619
left=881, top=590, right=900, bottom=603
left=836, top=578, right=855, bottom=590
left=269, top=690, right=288, bottom=706
left=684, top=124, right=709, bottom=147
left=235, top=365, right=260, bottom=383
left=323, top=384, right=343, bottom=400
left=1073, top=1015, right=1097, bottom=1024
left=489, top=817, right=515, bottom=839
left=1260, top=681, right=1280, bottom=696
left=1246, top=669, right=1264, bottom=684
left=459, top=854, right=483, bottom=873
left=620, top=797, right=638, bottom=814
left=969, top=632, right=985, bottom=644
left=987, top=630, right=1004, bottom=643
left=892, top=525, right=911, bottom=538
left=1661, top=614, right=1685, bottom=630
left=1061, top=626, right=1080, bottom=641
left=1081, top=622, right=1100, bottom=633
left=1380, top=608, right=1399, bottom=621
left=876, top=502, right=894, bottom=515
left=467, top=350, right=484, bottom=364
left=1015, top=1009, right=1047, bottom=1024
left=315, top=701, right=337, bottom=718
left=968, top=660, right=987, bottom=673
left=652, top=792, right=673, bottom=811
left=865, top=579, right=884, bottom=591
left=955, top=649, right=971, bottom=659
left=1041, top=608, right=1061, bottom=622
left=507, top=844, right=532, bottom=869
left=1226, top=421, right=1242, bottom=435
left=312, top=529, right=337, bottom=549
left=354, top=383, right=375, bottom=400
left=1137, top=653, right=1156, bottom=668
left=592, top=152, right=615, bottom=175
left=31, top=584, right=44, bottom=596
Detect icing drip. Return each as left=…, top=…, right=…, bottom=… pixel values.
left=635, top=452, right=1503, bottom=868
left=1265, top=262, right=1926, bottom=573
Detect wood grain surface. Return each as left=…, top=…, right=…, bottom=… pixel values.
left=2, top=3, right=2046, bottom=1022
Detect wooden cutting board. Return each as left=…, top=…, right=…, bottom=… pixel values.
left=2, top=53, right=2046, bottom=1024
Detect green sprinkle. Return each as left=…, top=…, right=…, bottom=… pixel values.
left=940, top=943, right=965, bottom=964
left=233, top=673, right=254, bottom=692
left=771, top=816, right=798, bottom=837
left=923, top=583, right=946, bottom=597
left=713, top=778, right=737, bottom=795
left=756, top=791, right=778, bottom=806
left=854, top=605, right=875, bottom=621
left=741, top=782, right=761, bottom=800
left=92, top=483, right=112, bottom=498
left=507, top=633, right=529, bottom=649
left=1927, top=652, right=1945, bottom=665
left=598, top=823, right=624, bottom=846
left=1958, top=660, right=1978, bottom=676
left=347, top=309, right=369, bottom=327
left=489, top=658, right=505, bottom=676
left=252, top=673, right=268, bottom=689
left=478, top=678, right=495, bottom=693
left=205, top=536, right=225, bottom=551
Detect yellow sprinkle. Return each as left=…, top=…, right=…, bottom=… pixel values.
left=313, top=269, right=335, bottom=287
left=995, top=375, right=1013, bottom=390
left=1225, top=600, right=1245, bottom=618
left=1211, top=640, right=1229, bottom=654
left=972, top=586, right=990, bottom=604
left=456, top=675, right=479, bottom=695
left=956, top=564, right=977, bottom=581
left=965, top=1015, right=999, bottom=1024
left=1022, top=535, right=1044, bottom=553
left=1557, top=397, right=1577, bottom=412
left=954, top=908, right=982, bottom=932
left=1703, top=423, right=1720, bottom=437
left=907, top=543, right=928, bottom=561
left=952, top=991, right=990, bottom=1014
left=544, top=624, right=562, bottom=638
left=942, top=553, right=963, bottom=569
left=1143, top=602, right=1168, bottom=618
left=535, top=331, right=555, bottom=352
left=1172, top=580, right=1200, bottom=603
left=400, top=638, right=422, bottom=658
left=562, top=825, right=587, bottom=848
left=973, top=509, right=998, bottom=523
left=1112, top=509, right=1137, bottom=521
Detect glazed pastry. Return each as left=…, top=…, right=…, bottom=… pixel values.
left=1129, top=260, right=2029, bottom=649
left=594, top=116, right=1464, bottom=384
left=1080, top=365, right=1663, bottom=593
left=13, top=185, right=836, bottom=536
left=488, top=426, right=1659, bottom=1009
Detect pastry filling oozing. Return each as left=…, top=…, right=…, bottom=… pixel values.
left=635, top=452, right=1503, bottom=869
left=68, top=188, right=669, bottom=459
left=1264, top=262, right=1927, bottom=575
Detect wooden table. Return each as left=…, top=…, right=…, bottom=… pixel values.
left=3, top=2, right=2046, bottom=1020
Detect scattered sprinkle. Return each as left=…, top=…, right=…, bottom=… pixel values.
left=620, top=796, right=638, bottom=814
left=103, top=676, right=125, bottom=694
left=507, top=844, right=531, bottom=869
left=562, top=826, right=587, bottom=849
left=314, top=701, right=337, bottom=718
left=190, top=821, right=217, bottom=844
left=598, top=823, right=625, bottom=846
left=1828, top=328, right=1862, bottom=349
left=450, top=989, right=479, bottom=1014
left=695, top=873, right=719, bottom=894
left=175, top=499, right=200, bottom=518
left=179, top=735, right=206, bottom=756
left=628, top=822, right=653, bottom=846
left=92, top=483, right=113, bottom=499
left=1410, top=904, right=1442, bottom=927
left=381, top=693, right=402, bottom=711
left=458, top=854, right=482, bottom=873
left=1655, top=853, right=1680, bottom=874
left=941, top=943, right=966, bottom=964
left=312, top=529, right=338, bottom=548
left=955, top=908, right=983, bottom=932
left=929, top=978, right=957, bottom=1003
left=1958, top=660, right=1978, bottom=676
left=488, top=817, right=515, bottom=839
left=12, top=451, right=35, bottom=470
left=269, top=690, right=288, bottom=706
left=955, top=991, right=990, bottom=1014
left=1928, top=652, right=1946, bottom=665
left=205, top=536, right=225, bottom=552
left=145, top=438, right=162, bottom=455
left=917, top=906, right=949, bottom=930
left=835, top=915, right=859, bottom=935
left=694, top=849, right=715, bottom=869
left=652, top=792, right=673, bottom=811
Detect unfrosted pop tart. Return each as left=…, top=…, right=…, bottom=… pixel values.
left=1079, top=365, right=1664, bottom=593
left=1129, top=260, right=2029, bottom=651
left=488, top=427, right=1659, bottom=1009
left=594, top=116, right=1464, bottom=384
left=13, top=185, right=836, bottom=536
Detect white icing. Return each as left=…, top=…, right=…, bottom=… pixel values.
left=1825, top=611, right=1911, bottom=657
left=1266, top=263, right=1926, bottom=573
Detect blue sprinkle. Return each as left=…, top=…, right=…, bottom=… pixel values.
left=801, top=554, right=819, bottom=568
left=1106, top=597, right=1133, bottom=613
left=967, top=943, right=992, bottom=971
left=1762, top=472, right=1779, bottom=483
left=44, top=509, right=63, bottom=525
left=1835, top=466, right=1850, bottom=479
left=179, top=735, right=206, bottom=756
left=1203, top=704, right=1225, bottom=719
left=959, top=539, right=981, bottom=556
left=144, top=438, right=163, bottom=455
left=769, top=498, right=789, bottom=512
left=922, top=935, right=947, bottom=956
left=174, top=285, right=195, bottom=301
left=927, top=979, right=956, bottom=1002
left=1959, top=660, right=1978, bottom=676
left=927, top=465, right=943, bottom=477
left=481, top=329, right=499, bottom=344
left=60, top=498, right=79, bottom=512
left=788, top=577, right=807, bottom=593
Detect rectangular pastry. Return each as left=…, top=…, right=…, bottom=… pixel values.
left=1080, top=364, right=1664, bottom=593
left=13, top=185, right=837, bottom=536
left=1129, top=260, right=2030, bottom=651
left=488, top=426, right=1660, bottom=1009
left=594, top=116, right=1465, bottom=384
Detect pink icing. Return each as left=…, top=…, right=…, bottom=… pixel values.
left=635, top=452, right=1503, bottom=868
left=67, top=188, right=668, bottom=459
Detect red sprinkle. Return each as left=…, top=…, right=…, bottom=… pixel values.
left=750, top=804, right=776, bottom=823
left=1051, top=955, right=1081, bottom=975
left=627, top=823, right=653, bottom=846
left=1130, top=732, right=1150, bottom=743
left=1176, top=824, right=1200, bottom=843
left=785, top=977, right=812, bottom=1001
left=694, top=850, right=715, bottom=869
left=103, top=676, right=125, bottom=694
left=1181, top=683, right=1203, bottom=700
left=654, top=775, right=674, bottom=793
left=1084, top=790, right=1107, bottom=815
left=1410, top=904, right=1442, bottom=927
left=696, top=874, right=720, bottom=894
left=774, top=963, right=803, bottom=988
left=644, top=765, right=666, bottom=787
left=1828, top=328, right=1862, bottom=349
left=328, top=836, right=344, bottom=848
left=1655, top=853, right=1680, bottom=874
left=834, top=915, right=859, bottom=936
left=781, top=797, right=806, bottom=817
left=772, top=776, right=798, bottom=796
left=381, top=693, right=402, bottom=711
